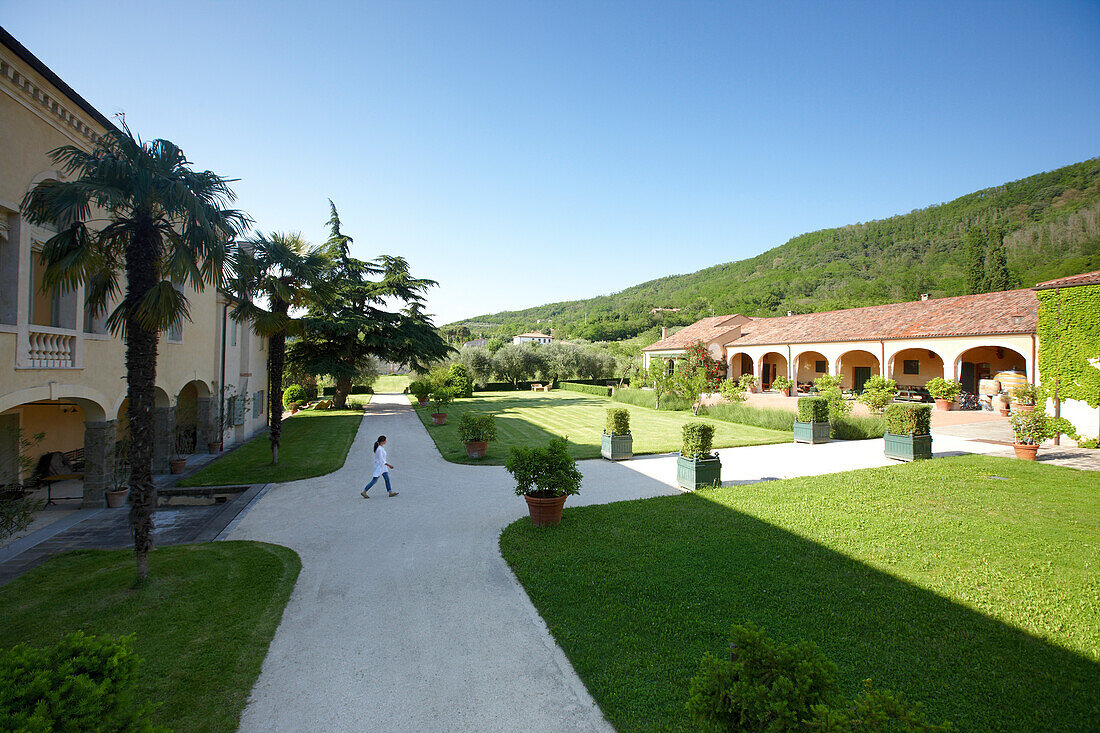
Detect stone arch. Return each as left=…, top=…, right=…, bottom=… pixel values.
left=758, top=351, right=789, bottom=389
left=793, top=350, right=829, bottom=389
left=0, top=385, right=108, bottom=421
left=26, top=170, right=63, bottom=192
left=175, top=380, right=211, bottom=455
left=953, top=344, right=1029, bottom=396
left=727, top=352, right=754, bottom=380
left=836, top=349, right=881, bottom=392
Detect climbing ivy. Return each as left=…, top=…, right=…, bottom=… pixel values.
left=1036, top=283, right=1100, bottom=408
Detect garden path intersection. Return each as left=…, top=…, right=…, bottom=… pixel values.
left=231, top=393, right=1018, bottom=731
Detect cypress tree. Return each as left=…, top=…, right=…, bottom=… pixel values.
left=985, top=227, right=1011, bottom=291
left=964, top=226, right=986, bottom=294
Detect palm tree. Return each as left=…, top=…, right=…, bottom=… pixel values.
left=230, top=232, right=328, bottom=464
left=22, top=124, right=247, bottom=581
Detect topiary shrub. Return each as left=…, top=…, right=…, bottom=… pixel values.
left=605, top=408, right=630, bottom=435
left=457, top=413, right=497, bottom=443
left=283, top=385, right=306, bottom=407
left=408, top=379, right=432, bottom=401
left=884, top=404, right=932, bottom=436
left=925, top=377, right=961, bottom=402
left=0, top=632, right=162, bottom=732
left=797, top=396, right=829, bottom=423
left=857, top=376, right=898, bottom=413
left=687, top=623, right=948, bottom=732
left=681, top=423, right=716, bottom=460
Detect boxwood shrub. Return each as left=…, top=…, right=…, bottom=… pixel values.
left=457, top=413, right=497, bottom=443
left=350, top=385, right=374, bottom=395
left=560, top=382, right=612, bottom=397
left=0, top=632, right=160, bottom=732
left=796, top=396, right=829, bottom=423
left=885, top=403, right=932, bottom=436
left=282, top=385, right=306, bottom=406
left=681, top=423, right=716, bottom=460
left=605, top=408, right=630, bottom=435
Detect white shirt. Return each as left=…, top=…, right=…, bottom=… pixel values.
left=373, top=445, right=387, bottom=477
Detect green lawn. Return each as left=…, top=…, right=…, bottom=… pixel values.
left=374, top=374, right=412, bottom=393
left=500, top=455, right=1100, bottom=732
left=0, top=542, right=300, bottom=732
left=347, top=393, right=373, bottom=407
left=180, top=410, right=363, bottom=486
left=413, top=390, right=790, bottom=464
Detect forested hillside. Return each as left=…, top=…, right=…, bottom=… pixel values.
left=447, top=158, right=1100, bottom=344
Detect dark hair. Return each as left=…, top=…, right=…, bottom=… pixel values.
left=373, top=435, right=387, bottom=452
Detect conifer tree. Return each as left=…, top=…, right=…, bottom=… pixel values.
left=964, top=227, right=986, bottom=294
left=985, top=226, right=1011, bottom=292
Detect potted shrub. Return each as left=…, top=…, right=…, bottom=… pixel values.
left=506, top=437, right=582, bottom=527
left=169, top=426, right=189, bottom=474
left=1009, top=408, right=1053, bottom=461
left=429, top=387, right=454, bottom=425
left=925, top=377, right=961, bottom=411
left=601, top=408, right=633, bottom=461
left=677, top=423, right=721, bottom=490
left=856, top=375, right=897, bottom=414
left=409, top=379, right=431, bottom=406
left=883, top=403, right=933, bottom=461
left=738, top=373, right=757, bottom=394
left=771, top=375, right=793, bottom=397
left=457, top=413, right=496, bottom=459
left=793, top=396, right=830, bottom=444
left=995, top=393, right=1011, bottom=417
left=1011, top=382, right=1039, bottom=414
left=106, top=439, right=130, bottom=508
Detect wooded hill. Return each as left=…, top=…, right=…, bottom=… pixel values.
left=449, top=158, right=1100, bottom=344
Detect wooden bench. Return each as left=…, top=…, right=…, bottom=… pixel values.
left=34, top=448, right=85, bottom=506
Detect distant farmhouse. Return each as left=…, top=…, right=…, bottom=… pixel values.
left=513, top=332, right=552, bottom=345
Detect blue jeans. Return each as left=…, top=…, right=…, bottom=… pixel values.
left=364, top=472, right=391, bottom=493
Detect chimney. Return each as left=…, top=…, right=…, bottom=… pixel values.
left=920, top=293, right=930, bottom=301
left=661, top=327, right=668, bottom=339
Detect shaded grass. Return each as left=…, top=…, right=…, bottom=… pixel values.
left=500, top=455, right=1100, bottom=732
left=0, top=542, right=300, bottom=733
left=347, top=393, right=373, bottom=407
left=414, top=390, right=789, bottom=465
left=374, top=374, right=411, bottom=393
left=833, top=413, right=888, bottom=440
left=180, top=410, right=362, bottom=486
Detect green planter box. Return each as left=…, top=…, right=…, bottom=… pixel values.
left=884, top=433, right=933, bottom=461
left=601, top=432, right=633, bottom=461
left=793, top=420, right=830, bottom=444
left=677, top=454, right=722, bottom=490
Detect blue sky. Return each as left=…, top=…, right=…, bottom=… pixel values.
left=4, top=1, right=1099, bottom=324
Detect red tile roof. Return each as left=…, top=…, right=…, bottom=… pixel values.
left=1033, top=270, right=1100, bottom=290
left=514, top=332, right=551, bottom=338
left=645, top=289, right=1038, bottom=351
left=642, top=315, right=748, bottom=351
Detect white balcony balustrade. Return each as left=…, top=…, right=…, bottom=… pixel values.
left=25, top=326, right=78, bottom=368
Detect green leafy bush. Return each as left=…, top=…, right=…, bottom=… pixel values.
left=505, top=438, right=582, bottom=498
left=737, top=374, right=757, bottom=391
left=814, top=374, right=842, bottom=392
left=457, top=413, right=497, bottom=443
left=446, top=363, right=474, bottom=398
left=430, top=386, right=455, bottom=413
left=857, top=376, right=898, bottom=413
left=822, top=387, right=853, bottom=425
left=408, top=379, right=432, bottom=400
left=686, top=623, right=948, bottom=732
left=282, top=385, right=306, bottom=407
left=681, top=423, right=716, bottom=460
left=797, top=396, right=829, bottom=423
left=1010, top=381, right=1040, bottom=406
left=605, top=408, right=630, bottom=435
left=771, top=375, right=793, bottom=393
left=0, top=632, right=162, bottom=732
left=560, top=382, right=613, bottom=397
left=1010, top=408, right=1054, bottom=445
left=349, top=385, right=373, bottom=395
left=719, top=379, right=746, bottom=403
left=925, top=377, right=961, bottom=402
left=698, top=403, right=795, bottom=433
left=885, top=404, right=932, bottom=436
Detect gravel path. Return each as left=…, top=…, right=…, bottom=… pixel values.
left=230, top=393, right=1005, bottom=732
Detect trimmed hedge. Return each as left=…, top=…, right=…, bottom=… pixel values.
left=322, top=386, right=335, bottom=397
left=681, top=423, right=716, bottom=459
left=797, top=396, right=830, bottom=423
left=612, top=388, right=693, bottom=411
left=885, top=404, right=932, bottom=436
left=605, top=408, right=630, bottom=435
left=560, top=382, right=613, bottom=397
left=474, top=381, right=538, bottom=391
left=350, top=385, right=374, bottom=395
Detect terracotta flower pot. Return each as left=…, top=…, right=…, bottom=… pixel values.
left=170, top=458, right=186, bottom=474
left=999, top=408, right=1011, bottom=417
left=1013, top=404, right=1035, bottom=413
left=524, top=494, right=568, bottom=527
left=465, top=441, right=488, bottom=459
left=431, top=413, right=447, bottom=426
left=1013, top=443, right=1038, bottom=461
left=208, top=441, right=222, bottom=454
left=934, top=398, right=953, bottom=411
left=106, top=488, right=129, bottom=508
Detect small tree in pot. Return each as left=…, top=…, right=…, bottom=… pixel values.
left=771, top=375, right=793, bottom=396
left=506, top=437, right=582, bottom=526
left=857, top=376, right=898, bottom=414
left=925, top=377, right=961, bottom=411
left=1009, top=408, right=1054, bottom=460
left=793, top=396, right=830, bottom=444
left=883, top=403, right=933, bottom=461
left=1011, top=382, right=1040, bottom=414
left=457, top=413, right=497, bottom=459
left=429, top=387, right=455, bottom=425
left=601, top=408, right=632, bottom=461
left=677, top=423, right=721, bottom=490
left=170, top=426, right=190, bottom=474
left=409, top=379, right=432, bottom=406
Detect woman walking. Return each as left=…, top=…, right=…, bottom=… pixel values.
left=362, top=435, right=398, bottom=498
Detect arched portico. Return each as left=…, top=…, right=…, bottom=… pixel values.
left=727, top=352, right=754, bottom=381
left=888, top=347, right=945, bottom=387
left=837, top=349, right=880, bottom=392
left=793, top=350, right=829, bottom=391
left=758, top=351, right=789, bottom=390
left=954, top=345, right=1028, bottom=396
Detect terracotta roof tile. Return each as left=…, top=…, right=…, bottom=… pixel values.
left=642, top=315, right=747, bottom=351
left=1033, top=270, right=1100, bottom=290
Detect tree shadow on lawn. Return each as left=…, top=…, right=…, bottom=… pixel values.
left=501, top=492, right=1100, bottom=732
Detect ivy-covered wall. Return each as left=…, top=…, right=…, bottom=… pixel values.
left=1036, top=282, right=1100, bottom=408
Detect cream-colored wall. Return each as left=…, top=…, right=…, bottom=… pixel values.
left=888, top=348, right=945, bottom=386
left=835, top=350, right=880, bottom=389
left=794, top=351, right=828, bottom=384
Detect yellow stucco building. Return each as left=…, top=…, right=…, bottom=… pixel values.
left=0, top=28, right=269, bottom=506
